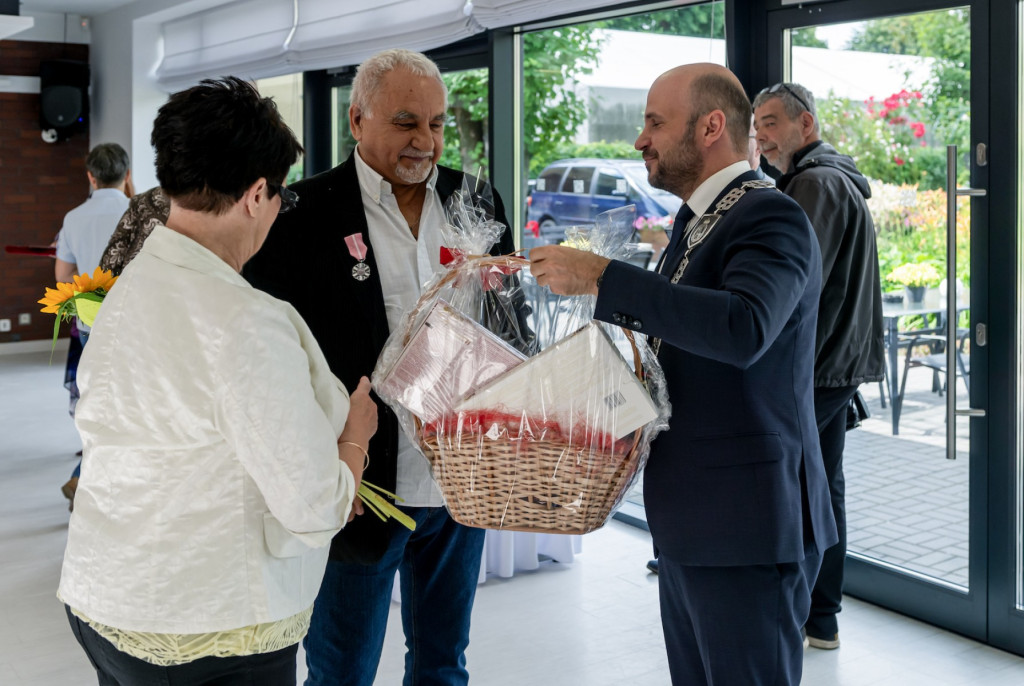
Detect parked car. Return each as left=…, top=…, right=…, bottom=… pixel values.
left=526, top=158, right=682, bottom=244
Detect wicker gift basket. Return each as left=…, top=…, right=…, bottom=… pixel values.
left=373, top=187, right=670, bottom=534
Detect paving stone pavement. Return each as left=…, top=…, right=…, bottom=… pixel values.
left=846, top=372, right=970, bottom=587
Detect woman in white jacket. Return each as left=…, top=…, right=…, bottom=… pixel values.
left=58, top=76, right=377, bottom=685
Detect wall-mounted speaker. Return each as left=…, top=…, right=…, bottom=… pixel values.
left=39, top=59, right=89, bottom=142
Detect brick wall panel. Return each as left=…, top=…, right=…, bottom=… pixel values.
left=0, top=41, right=90, bottom=343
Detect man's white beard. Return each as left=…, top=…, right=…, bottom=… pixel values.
left=395, top=157, right=433, bottom=184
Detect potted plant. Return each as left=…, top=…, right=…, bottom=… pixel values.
left=886, top=262, right=940, bottom=303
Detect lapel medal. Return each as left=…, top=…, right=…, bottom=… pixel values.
left=344, top=233, right=372, bottom=281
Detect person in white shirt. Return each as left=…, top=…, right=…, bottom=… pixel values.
left=54, top=142, right=131, bottom=509
left=55, top=143, right=133, bottom=312
left=58, top=76, right=376, bottom=686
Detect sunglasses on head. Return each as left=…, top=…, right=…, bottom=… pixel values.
left=761, top=82, right=811, bottom=113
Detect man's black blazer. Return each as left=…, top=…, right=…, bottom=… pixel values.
left=244, top=152, right=515, bottom=564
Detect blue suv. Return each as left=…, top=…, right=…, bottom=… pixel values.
left=526, top=158, right=682, bottom=243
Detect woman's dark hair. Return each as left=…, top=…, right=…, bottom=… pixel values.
left=151, top=76, right=303, bottom=214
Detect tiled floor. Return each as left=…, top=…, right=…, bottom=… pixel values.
left=3, top=345, right=1024, bottom=685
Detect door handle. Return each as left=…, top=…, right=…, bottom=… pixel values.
left=944, top=145, right=986, bottom=459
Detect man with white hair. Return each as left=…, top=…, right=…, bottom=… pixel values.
left=244, top=49, right=518, bottom=685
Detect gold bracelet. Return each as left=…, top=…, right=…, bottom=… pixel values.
left=339, top=441, right=370, bottom=470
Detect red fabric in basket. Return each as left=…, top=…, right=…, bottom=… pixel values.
left=423, top=410, right=634, bottom=458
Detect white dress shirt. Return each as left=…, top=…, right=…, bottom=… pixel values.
left=681, top=160, right=753, bottom=225
left=354, top=147, right=446, bottom=507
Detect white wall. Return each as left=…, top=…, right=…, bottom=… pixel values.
left=87, top=11, right=140, bottom=181
left=88, top=0, right=235, bottom=191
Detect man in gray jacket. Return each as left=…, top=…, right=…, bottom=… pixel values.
left=754, top=82, right=885, bottom=650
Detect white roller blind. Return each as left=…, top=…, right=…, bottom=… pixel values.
left=156, top=0, right=295, bottom=89
left=470, top=0, right=666, bottom=28
left=152, top=0, right=689, bottom=90
left=154, top=0, right=481, bottom=91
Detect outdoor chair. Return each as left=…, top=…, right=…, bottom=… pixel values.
left=892, top=328, right=970, bottom=433
left=879, top=323, right=944, bottom=409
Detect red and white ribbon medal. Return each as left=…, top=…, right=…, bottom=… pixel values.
left=344, top=233, right=371, bottom=281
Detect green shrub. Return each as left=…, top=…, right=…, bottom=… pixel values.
left=529, top=140, right=640, bottom=176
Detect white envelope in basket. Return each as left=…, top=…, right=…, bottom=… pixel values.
left=454, top=322, right=657, bottom=439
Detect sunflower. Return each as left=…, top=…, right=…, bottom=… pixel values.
left=72, top=266, right=118, bottom=295
left=38, top=281, right=77, bottom=314
left=38, top=267, right=119, bottom=348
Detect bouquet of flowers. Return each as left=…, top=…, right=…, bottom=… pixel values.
left=633, top=214, right=672, bottom=256
left=358, top=481, right=415, bottom=530
left=38, top=267, right=118, bottom=347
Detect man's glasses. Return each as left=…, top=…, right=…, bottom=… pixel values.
left=761, top=82, right=811, bottom=114
left=268, top=182, right=299, bottom=214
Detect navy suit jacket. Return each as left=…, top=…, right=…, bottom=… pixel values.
left=243, top=153, right=516, bottom=564
left=595, top=169, right=837, bottom=566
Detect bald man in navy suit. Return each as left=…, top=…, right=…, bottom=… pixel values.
left=531, top=63, right=837, bottom=685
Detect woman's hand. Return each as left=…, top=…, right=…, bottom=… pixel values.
left=337, top=377, right=377, bottom=520
left=339, top=376, right=378, bottom=451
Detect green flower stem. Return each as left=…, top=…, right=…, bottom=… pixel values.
left=358, top=480, right=417, bottom=531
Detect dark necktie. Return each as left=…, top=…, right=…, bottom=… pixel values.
left=655, top=204, right=695, bottom=275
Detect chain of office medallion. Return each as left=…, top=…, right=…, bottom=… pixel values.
left=650, top=180, right=777, bottom=356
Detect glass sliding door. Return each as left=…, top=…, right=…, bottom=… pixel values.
left=768, top=0, right=1006, bottom=649
left=792, top=6, right=974, bottom=588
left=257, top=73, right=304, bottom=182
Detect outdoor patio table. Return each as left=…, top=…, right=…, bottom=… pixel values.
left=882, top=288, right=970, bottom=434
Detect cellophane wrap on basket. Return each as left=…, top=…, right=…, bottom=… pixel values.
left=373, top=191, right=670, bottom=534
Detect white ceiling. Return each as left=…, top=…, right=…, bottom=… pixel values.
left=18, top=0, right=140, bottom=14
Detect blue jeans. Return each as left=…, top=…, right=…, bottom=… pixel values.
left=303, top=506, right=485, bottom=686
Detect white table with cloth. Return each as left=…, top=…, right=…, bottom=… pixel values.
left=393, top=531, right=582, bottom=601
